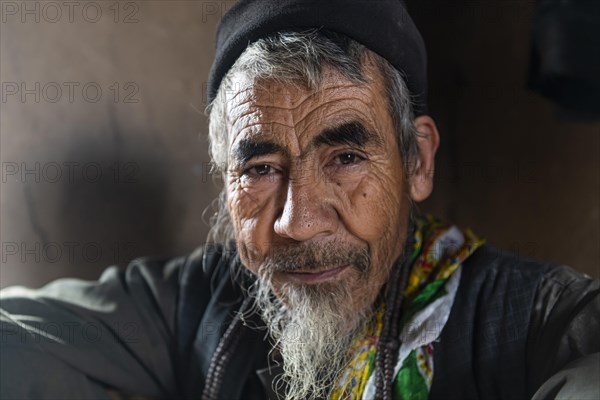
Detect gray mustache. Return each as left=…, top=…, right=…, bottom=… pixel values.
left=261, top=242, right=371, bottom=275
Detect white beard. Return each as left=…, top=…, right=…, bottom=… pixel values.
left=253, top=274, right=372, bottom=400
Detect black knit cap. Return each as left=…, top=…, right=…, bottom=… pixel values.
left=207, top=0, right=428, bottom=115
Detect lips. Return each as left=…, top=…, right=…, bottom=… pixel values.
left=282, top=265, right=350, bottom=284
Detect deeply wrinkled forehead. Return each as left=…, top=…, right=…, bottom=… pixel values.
left=223, top=67, right=392, bottom=148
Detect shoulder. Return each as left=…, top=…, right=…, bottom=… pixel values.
left=445, top=244, right=554, bottom=328
left=453, top=244, right=597, bottom=332
left=431, top=244, right=596, bottom=398
left=176, top=243, right=242, bottom=296
left=461, top=244, right=555, bottom=282
left=453, top=244, right=556, bottom=312
left=457, top=244, right=597, bottom=322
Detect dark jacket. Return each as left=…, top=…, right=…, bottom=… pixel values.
left=1, top=244, right=598, bottom=399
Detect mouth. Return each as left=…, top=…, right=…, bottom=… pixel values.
left=281, top=265, right=351, bottom=284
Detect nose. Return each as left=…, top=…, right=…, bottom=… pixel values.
left=274, top=179, right=338, bottom=241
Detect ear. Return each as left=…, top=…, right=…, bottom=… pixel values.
left=408, top=115, right=440, bottom=202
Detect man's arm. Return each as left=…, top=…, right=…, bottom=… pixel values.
left=527, top=265, right=600, bottom=398
left=0, top=255, right=185, bottom=399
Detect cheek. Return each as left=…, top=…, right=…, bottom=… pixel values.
left=333, top=159, right=408, bottom=294
left=339, top=174, right=407, bottom=311
left=227, top=178, right=269, bottom=231
left=227, top=180, right=278, bottom=270
left=227, top=179, right=259, bottom=217
left=335, top=168, right=405, bottom=243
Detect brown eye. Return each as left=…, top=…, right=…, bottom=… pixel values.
left=244, top=164, right=281, bottom=179
left=337, top=153, right=358, bottom=165
left=254, top=164, right=272, bottom=175
left=240, top=163, right=282, bottom=183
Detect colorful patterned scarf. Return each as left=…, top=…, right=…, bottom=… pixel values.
left=331, top=215, right=485, bottom=399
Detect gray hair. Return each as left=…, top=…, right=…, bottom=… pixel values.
left=206, top=30, right=421, bottom=244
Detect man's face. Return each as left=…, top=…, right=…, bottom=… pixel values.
left=225, top=61, right=411, bottom=318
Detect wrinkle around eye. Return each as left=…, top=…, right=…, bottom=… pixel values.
left=241, top=163, right=284, bottom=184
left=326, top=151, right=367, bottom=169
left=334, top=153, right=362, bottom=165
left=321, top=152, right=370, bottom=186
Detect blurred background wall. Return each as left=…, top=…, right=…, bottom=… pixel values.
left=1, top=0, right=598, bottom=288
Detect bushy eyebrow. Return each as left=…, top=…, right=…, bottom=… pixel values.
left=230, top=121, right=381, bottom=168
left=310, top=121, right=382, bottom=149
left=231, top=138, right=288, bottom=167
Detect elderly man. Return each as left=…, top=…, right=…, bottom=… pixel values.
left=1, top=1, right=598, bottom=399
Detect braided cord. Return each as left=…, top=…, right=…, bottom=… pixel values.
left=374, top=222, right=415, bottom=399
left=201, top=296, right=253, bottom=400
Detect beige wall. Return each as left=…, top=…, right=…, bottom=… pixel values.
left=1, top=1, right=224, bottom=287
left=1, top=0, right=598, bottom=288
